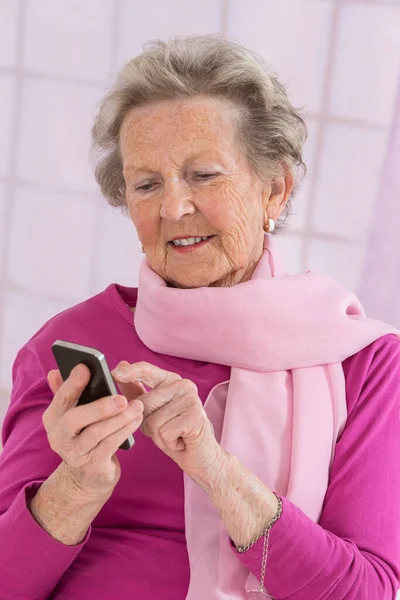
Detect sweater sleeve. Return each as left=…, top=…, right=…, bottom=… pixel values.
left=0, top=347, right=91, bottom=600
left=229, top=333, right=400, bottom=600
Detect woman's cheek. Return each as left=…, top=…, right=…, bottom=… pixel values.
left=130, top=202, right=159, bottom=244
left=202, top=186, right=238, bottom=231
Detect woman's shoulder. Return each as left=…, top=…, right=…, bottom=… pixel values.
left=343, top=333, right=400, bottom=374
left=14, top=284, right=136, bottom=371
left=342, top=333, right=400, bottom=415
left=24, top=285, right=114, bottom=340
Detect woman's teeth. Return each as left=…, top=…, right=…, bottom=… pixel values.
left=172, top=236, right=209, bottom=247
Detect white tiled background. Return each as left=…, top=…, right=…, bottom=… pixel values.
left=1, top=0, right=400, bottom=430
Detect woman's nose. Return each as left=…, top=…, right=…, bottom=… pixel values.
left=159, top=179, right=196, bottom=221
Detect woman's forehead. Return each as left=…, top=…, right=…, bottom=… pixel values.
left=120, top=97, right=238, bottom=144
left=120, top=98, right=241, bottom=169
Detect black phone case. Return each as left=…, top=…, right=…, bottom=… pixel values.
left=52, top=341, right=134, bottom=450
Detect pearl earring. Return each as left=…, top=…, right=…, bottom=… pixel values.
left=265, top=218, right=275, bottom=233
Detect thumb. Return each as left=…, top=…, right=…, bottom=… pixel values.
left=47, top=369, right=63, bottom=395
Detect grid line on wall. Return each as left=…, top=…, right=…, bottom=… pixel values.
left=0, top=67, right=107, bottom=89
left=0, top=0, right=27, bottom=387
left=358, top=68, right=400, bottom=321
left=0, top=176, right=102, bottom=199
left=219, top=0, right=230, bottom=37
left=88, top=0, right=123, bottom=295
left=345, top=0, right=400, bottom=6
left=301, top=0, right=344, bottom=268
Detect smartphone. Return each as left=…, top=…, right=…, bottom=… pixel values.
left=52, top=340, right=134, bottom=450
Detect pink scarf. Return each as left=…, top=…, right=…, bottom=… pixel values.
left=134, top=233, right=400, bottom=599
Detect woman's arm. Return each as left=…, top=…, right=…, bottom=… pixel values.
left=28, top=460, right=110, bottom=546
left=194, top=334, right=400, bottom=600
left=0, top=348, right=92, bottom=600
left=192, top=450, right=280, bottom=548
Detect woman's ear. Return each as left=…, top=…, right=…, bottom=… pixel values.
left=264, top=171, right=294, bottom=224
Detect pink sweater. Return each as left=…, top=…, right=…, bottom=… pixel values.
left=0, top=283, right=399, bottom=600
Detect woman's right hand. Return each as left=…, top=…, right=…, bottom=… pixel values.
left=43, top=364, right=144, bottom=501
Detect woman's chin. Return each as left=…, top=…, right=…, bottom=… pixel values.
left=166, top=271, right=218, bottom=289
left=167, top=279, right=212, bottom=289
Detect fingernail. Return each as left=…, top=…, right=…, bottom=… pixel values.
left=113, top=395, right=127, bottom=408
left=113, top=367, right=130, bottom=380
left=130, top=400, right=143, bottom=413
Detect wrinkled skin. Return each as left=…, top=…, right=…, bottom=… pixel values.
left=120, top=95, right=293, bottom=289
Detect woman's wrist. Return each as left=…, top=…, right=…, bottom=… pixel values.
left=193, top=449, right=281, bottom=549
left=28, top=462, right=111, bottom=546
left=188, top=444, right=229, bottom=493
left=234, top=491, right=283, bottom=552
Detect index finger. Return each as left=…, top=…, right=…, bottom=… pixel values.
left=46, top=363, right=91, bottom=419
left=112, top=361, right=181, bottom=390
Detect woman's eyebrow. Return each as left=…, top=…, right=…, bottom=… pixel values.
left=123, top=152, right=225, bottom=175
left=123, top=165, right=157, bottom=175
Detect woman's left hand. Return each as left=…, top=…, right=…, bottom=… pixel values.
left=111, top=361, right=225, bottom=482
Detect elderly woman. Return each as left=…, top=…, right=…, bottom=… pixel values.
left=1, top=35, right=400, bottom=600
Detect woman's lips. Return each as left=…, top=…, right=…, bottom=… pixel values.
left=169, top=236, right=214, bottom=252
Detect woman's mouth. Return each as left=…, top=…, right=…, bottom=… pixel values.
left=169, top=236, right=214, bottom=252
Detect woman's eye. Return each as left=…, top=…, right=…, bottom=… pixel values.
left=196, top=173, right=217, bottom=180
left=136, top=183, right=156, bottom=192
left=135, top=174, right=217, bottom=191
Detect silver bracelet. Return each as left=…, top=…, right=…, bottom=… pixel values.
left=235, top=492, right=283, bottom=595
left=235, top=492, right=283, bottom=553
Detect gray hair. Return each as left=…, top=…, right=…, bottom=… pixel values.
left=91, top=34, right=307, bottom=234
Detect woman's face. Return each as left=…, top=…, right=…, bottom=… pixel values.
left=120, top=95, right=290, bottom=288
